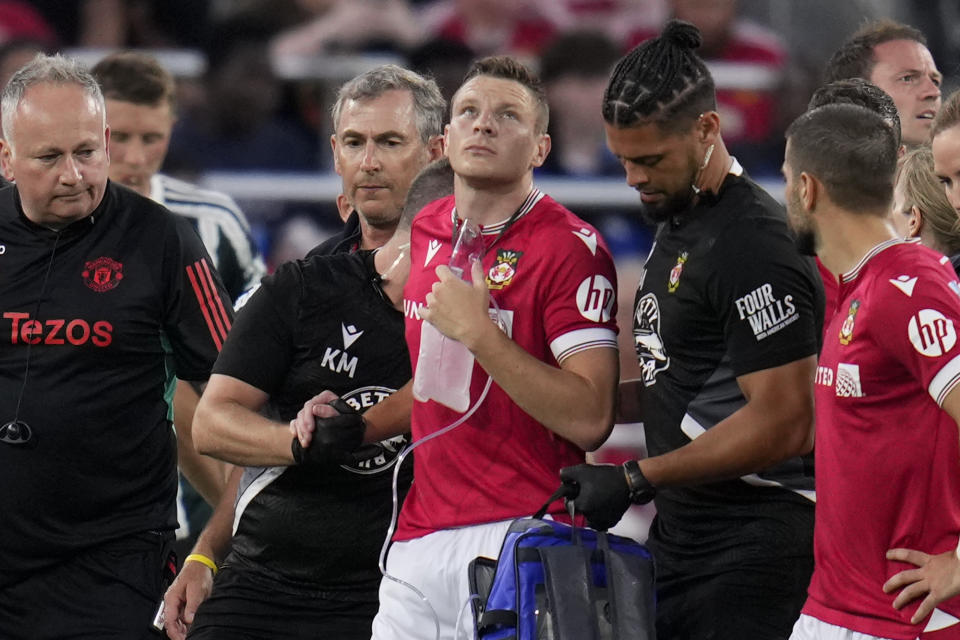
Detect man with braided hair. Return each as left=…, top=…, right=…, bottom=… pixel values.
left=560, top=19, right=824, bottom=639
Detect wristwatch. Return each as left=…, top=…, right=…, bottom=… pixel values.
left=622, top=460, right=657, bottom=505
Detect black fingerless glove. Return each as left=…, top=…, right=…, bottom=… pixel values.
left=291, top=398, right=366, bottom=466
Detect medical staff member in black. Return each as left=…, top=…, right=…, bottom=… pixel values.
left=0, top=54, right=232, bottom=639
left=161, top=160, right=454, bottom=640
left=562, top=21, right=824, bottom=640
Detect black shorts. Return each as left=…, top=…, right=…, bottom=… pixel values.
left=187, top=563, right=378, bottom=640
left=648, top=504, right=814, bottom=640
left=0, top=531, right=174, bottom=640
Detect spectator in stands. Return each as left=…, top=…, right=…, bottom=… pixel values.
left=626, top=0, right=789, bottom=173
left=824, top=19, right=941, bottom=149
left=0, top=2, right=56, bottom=49
left=165, top=21, right=320, bottom=173
left=0, top=39, right=51, bottom=89
left=408, top=37, right=475, bottom=105
left=27, top=0, right=126, bottom=47
left=421, top=0, right=561, bottom=62
left=270, top=0, right=422, bottom=57
left=538, top=30, right=621, bottom=177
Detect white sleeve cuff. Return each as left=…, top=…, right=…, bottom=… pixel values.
left=551, top=327, right=618, bottom=363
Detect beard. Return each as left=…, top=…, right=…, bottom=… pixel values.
left=785, top=185, right=818, bottom=256
left=794, top=228, right=818, bottom=256
left=636, top=159, right=700, bottom=225
left=638, top=187, right=696, bottom=225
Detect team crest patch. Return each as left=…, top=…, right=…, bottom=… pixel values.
left=487, top=249, right=523, bottom=290
left=82, top=257, right=123, bottom=292
left=839, top=299, right=860, bottom=345
left=667, top=251, right=688, bottom=293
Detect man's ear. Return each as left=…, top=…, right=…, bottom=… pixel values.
left=529, top=133, right=551, bottom=169
left=427, top=134, right=444, bottom=161
left=799, top=172, right=819, bottom=212
left=0, top=139, right=13, bottom=181
left=697, top=111, right=721, bottom=146
left=908, top=205, right=923, bottom=237
left=330, top=134, right=342, bottom=175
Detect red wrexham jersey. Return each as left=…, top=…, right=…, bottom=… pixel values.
left=804, top=239, right=960, bottom=638
left=397, top=189, right=618, bottom=540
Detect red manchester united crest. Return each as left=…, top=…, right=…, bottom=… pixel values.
left=82, top=257, right=124, bottom=292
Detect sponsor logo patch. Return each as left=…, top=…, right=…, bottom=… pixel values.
left=835, top=363, right=865, bottom=398
left=634, top=293, right=668, bottom=386
left=82, top=256, right=123, bottom=292
left=486, top=249, right=522, bottom=290
left=839, top=300, right=859, bottom=345
left=572, top=228, right=598, bottom=255
left=341, top=323, right=363, bottom=349
left=338, top=386, right=410, bottom=475
left=424, top=238, right=442, bottom=267
left=908, top=309, right=956, bottom=357
left=576, top=275, right=615, bottom=322
left=734, top=283, right=798, bottom=341
left=889, top=275, right=918, bottom=297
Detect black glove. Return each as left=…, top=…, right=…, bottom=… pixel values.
left=559, top=463, right=632, bottom=531
left=291, top=398, right=365, bottom=466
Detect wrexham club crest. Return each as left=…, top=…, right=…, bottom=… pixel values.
left=487, top=249, right=523, bottom=290
left=667, top=251, right=688, bottom=293
left=839, top=299, right=860, bottom=345
left=82, top=256, right=124, bottom=293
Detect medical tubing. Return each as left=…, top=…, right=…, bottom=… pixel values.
left=377, top=295, right=503, bottom=640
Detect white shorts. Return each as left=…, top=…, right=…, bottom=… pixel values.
left=370, top=519, right=515, bottom=640
left=790, top=613, right=960, bottom=640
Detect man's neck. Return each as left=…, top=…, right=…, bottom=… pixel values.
left=358, top=217, right=398, bottom=250
left=453, top=173, right=534, bottom=227
left=372, top=239, right=408, bottom=310
left=695, top=137, right=733, bottom=197
left=818, top=208, right=898, bottom=278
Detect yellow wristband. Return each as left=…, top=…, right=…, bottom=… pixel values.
left=185, top=553, right=218, bottom=575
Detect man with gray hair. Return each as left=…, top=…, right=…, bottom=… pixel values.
left=0, top=54, right=232, bottom=638
left=309, top=63, right=446, bottom=255
left=160, top=64, right=444, bottom=639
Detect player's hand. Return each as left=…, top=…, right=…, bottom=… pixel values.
left=291, top=397, right=365, bottom=466
left=162, top=559, right=215, bottom=640
left=290, top=391, right=342, bottom=448
left=559, top=463, right=631, bottom=531
left=883, top=547, right=960, bottom=624
left=420, top=261, right=492, bottom=349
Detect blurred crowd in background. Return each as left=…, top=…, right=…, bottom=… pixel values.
left=3, top=0, right=958, bottom=268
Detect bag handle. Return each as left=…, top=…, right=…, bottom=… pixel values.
left=533, top=482, right=576, bottom=520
